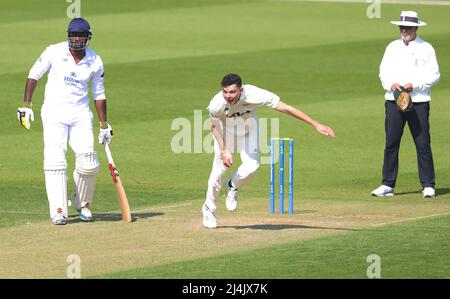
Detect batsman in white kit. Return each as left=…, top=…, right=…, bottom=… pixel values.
left=17, top=18, right=113, bottom=225
left=202, top=74, right=336, bottom=229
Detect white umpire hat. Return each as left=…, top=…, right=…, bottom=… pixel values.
left=390, top=11, right=427, bottom=27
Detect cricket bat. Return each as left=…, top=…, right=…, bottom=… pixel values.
left=104, top=143, right=132, bottom=223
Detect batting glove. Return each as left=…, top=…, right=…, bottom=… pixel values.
left=17, top=103, right=34, bottom=130
left=99, top=122, right=113, bottom=144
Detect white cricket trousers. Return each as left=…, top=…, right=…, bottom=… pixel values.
left=204, top=126, right=260, bottom=212
left=41, top=107, right=96, bottom=218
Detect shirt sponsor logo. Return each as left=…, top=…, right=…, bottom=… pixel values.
left=64, top=72, right=81, bottom=85
left=226, top=110, right=251, bottom=118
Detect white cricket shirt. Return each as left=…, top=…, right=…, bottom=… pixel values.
left=207, top=84, right=280, bottom=136
left=28, top=41, right=105, bottom=114
left=379, top=36, right=440, bottom=102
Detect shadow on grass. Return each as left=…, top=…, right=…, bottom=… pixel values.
left=222, top=224, right=359, bottom=231
left=393, top=190, right=422, bottom=196
left=298, top=210, right=318, bottom=214
left=66, top=212, right=163, bottom=223
left=393, top=188, right=450, bottom=196
left=436, top=188, right=450, bottom=196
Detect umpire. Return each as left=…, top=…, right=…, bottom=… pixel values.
left=372, top=11, right=440, bottom=198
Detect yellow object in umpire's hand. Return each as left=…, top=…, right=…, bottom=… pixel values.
left=17, top=103, right=34, bottom=130
left=394, top=87, right=413, bottom=112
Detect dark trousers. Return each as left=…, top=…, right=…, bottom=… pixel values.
left=382, top=100, right=435, bottom=188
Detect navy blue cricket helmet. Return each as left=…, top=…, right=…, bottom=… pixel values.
left=67, top=18, right=92, bottom=50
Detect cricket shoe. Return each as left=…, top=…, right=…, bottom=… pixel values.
left=202, top=204, right=217, bottom=229
left=52, top=214, right=66, bottom=225
left=225, top=180, right=238, bottom=212
left=422, top=187, right=436, bottom=199
left=371, top=185, right=394, bottom=197
left=80, top=207, right=93, bottom=222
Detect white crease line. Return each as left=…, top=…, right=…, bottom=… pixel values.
left=0, top=202, right=194, bottom=216
left=130, top=202, right=193, bottom=213
left=370, top=211, right=450, bottom=228
left=269, top=0, right=450, bottom=5
left=0, top=211, right=45, bottom=214
left=396, top=225, right=450, bottom=229
left=5, top=204, right=449, bottom=229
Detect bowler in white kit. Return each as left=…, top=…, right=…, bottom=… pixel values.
left=17, top=18, right=113, bottom=225
left=202, top=73, right=336, bottom=228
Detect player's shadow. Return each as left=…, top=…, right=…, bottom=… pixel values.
left=393, top=190, right=423, bottom=196
left=296, top=210, right=318, bottom=214
left=436, top=188, right=450, bottom=196
left=394, top=188, right=450, bottom=196
left=223, top=224, right=359, bottom=231
left=66, top=212, right=163, bottom=223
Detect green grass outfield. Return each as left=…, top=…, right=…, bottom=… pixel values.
left=1, top=0, right=449, bottom=279
left=99, top=213, right=450, bottom=279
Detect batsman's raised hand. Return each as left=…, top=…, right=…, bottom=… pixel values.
left=98, top=122, right=113, bottom=144
left=17, top=104, right=34, bottom=130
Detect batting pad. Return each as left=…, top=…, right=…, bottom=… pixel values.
left=75, top=152, right=99, bottom=175
left=44, top=160, right=68, bottom=218
left=73, top=152, right=99, bottom=209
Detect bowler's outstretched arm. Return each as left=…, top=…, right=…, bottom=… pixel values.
left=274, top=101, right=336, bottom=138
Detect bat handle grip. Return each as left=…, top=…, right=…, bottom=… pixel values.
left=104, top=142, right=115, bottom=165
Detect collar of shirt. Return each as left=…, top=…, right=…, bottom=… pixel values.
left=64, top=41, right=94, bottom=65
left=239, top=85, right=247, bottom=102
left=398, top=35, right=423, bottom=48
